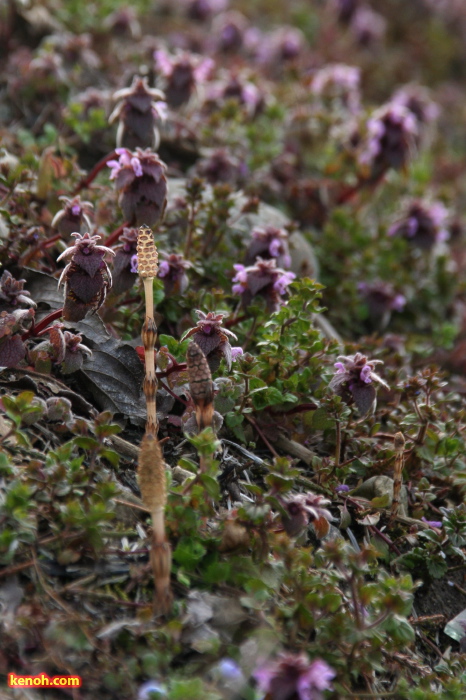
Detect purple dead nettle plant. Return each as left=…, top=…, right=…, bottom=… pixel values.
left=51, top=195, right=94, bottom=236
left=349, top=6, right=387, bottom=47
left=259, top=26, right=305, bottom=66
left=280, top=492, right=334, bottom=538
left=358, top=102, right=418, bottom=179
left=253, top=652, right=335, bottom=700
left=29, top=322, right=92, bottom=374
left=329, top=352, right=389, bottom=415
left=0, top=271, right=36, bottom=311
left=311, top=64, right=361, bottom=114
left=391, top=84, right=439, bottom=130
left=196, top=148, right=248, bottom=186
left=204, top=73, right=264, bottom=116
left=245, top=225, right=291, bottom=267
left=154, top=49, right=214, bottom=109
left=357, top=280, right=406, bottom=327
left=157, top=253, right=192, bottom=296
left=185, top=0, right=228, bottom=22
left=232, top=258, right=295, bottom=312
left=388, top=200, right=449, bottom=250
left=109, top=76, right=167, bottom=150
left=0, top=308, right=34, bottom=368
left=57, top=232, right=115, bottom=322
left=212, top=11, right=248, bottom=53
left=112, top=227, right=139, bottom=295
left=181, top=310, right=242, bottom=372
left=107, top=148, right=168, bottom=227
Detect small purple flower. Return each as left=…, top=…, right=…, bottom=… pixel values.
left=358, top=103, right=418, bottom=178
left=231, top=346, right=243, bottom=360
left=232, top=258, right=295, bottom=312
left=51, top=195, right=93, bottom=237
left=280, top=493, right=334, bottom=538
left=156, top=253, right=192, bottom=296
left=350, top=6, right=386, bottom=47
left=335, top=484, right=350, bottom=493
left=130, top=254, right=139, bottom=274
left=329, top=352, right=389, bottom=415
left=388, top=200, right=449, bottom=250
left=253, top=652, right=335, bottom=700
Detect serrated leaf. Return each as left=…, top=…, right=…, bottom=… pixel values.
left=311, top=408, right=334, bottom=430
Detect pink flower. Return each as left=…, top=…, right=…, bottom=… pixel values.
left=330, top=352, right=389, bottom=414
left=253, top=652, right=335, bottom=700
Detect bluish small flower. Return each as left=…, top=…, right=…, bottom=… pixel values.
left=138, top=680, right=166, bottom=700
left=422, top=517, right=443, bottom=529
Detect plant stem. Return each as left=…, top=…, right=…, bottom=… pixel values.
left=21, top=308, right=64, bottom=340
left=103, top=220, right=131, bottom=247
left=73, top=150, right=117, bottom=194
left=335, top=418, right=341, bottom=468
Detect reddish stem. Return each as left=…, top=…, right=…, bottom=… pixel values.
left=73, top=150, right=117, bottom=194
left=22, top=308, right=64, bottom=341
left=268, top=402, right=317, bottom=416
left=156, top=362, right=187, bottom=379
left=224, top=313, right=248, bottom=329
left=103, top=220, right=131, bottom=247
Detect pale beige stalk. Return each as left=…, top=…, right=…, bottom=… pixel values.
left=137, top=225, right=172, bottom=613
left=389, top=431, right=405, bottom=524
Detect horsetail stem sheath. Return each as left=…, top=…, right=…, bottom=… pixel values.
left=390, top=431, right=405, bottom=524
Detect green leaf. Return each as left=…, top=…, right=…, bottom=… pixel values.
left=173, top=537, right=207, bottom=569
left=311, top=408, right=335, bottom=430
